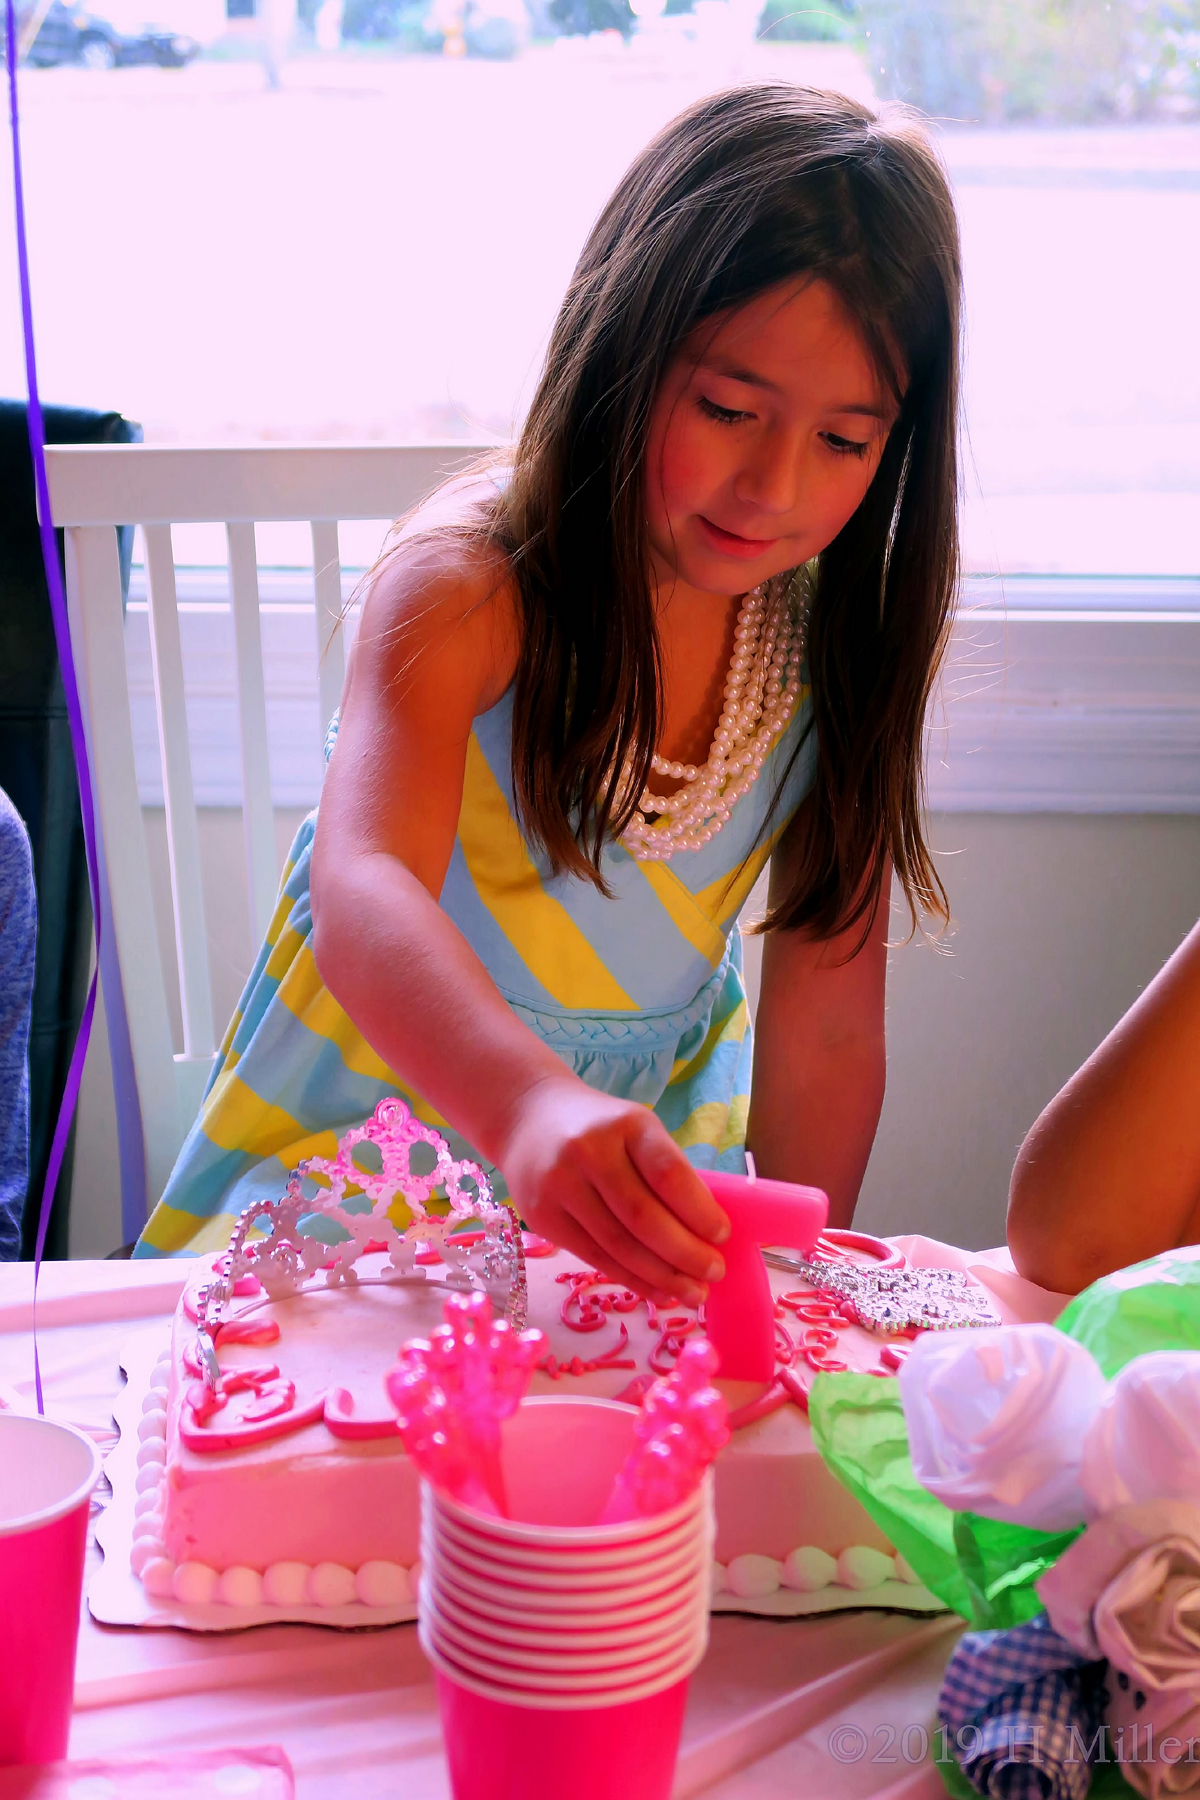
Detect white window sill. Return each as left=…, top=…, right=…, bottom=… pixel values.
left=927, top=576, right=1200, bottom=812
left=123, top=571, right=1200, bottom=815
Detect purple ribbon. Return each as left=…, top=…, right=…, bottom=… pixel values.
left=6, top=0, right=106, bottom=1411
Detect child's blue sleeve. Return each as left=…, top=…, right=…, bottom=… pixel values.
left=0, top=790, right=36, bottom=1262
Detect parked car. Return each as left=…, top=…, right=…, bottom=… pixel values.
left=19, top=1, right=201, bottom=66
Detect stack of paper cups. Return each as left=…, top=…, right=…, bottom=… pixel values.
left=420, top=1396, right=713, bottom=1800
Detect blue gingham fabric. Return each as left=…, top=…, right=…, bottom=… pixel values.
left=939, top=1613, right=1108, bottom=1800
left=0, top=790, right=36, bottom=1262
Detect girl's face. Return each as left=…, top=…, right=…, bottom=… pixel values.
left=644, top=276, right=898, bottom=602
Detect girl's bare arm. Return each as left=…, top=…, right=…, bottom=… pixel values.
left=1008, top=916, right=1200, bottom=1294
left=747, top=815, right=888, bottom=1228
left=310, top=538, right=728, bottom=1306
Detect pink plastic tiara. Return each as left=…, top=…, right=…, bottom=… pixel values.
left=192, top=1098, right=527, bottom=1390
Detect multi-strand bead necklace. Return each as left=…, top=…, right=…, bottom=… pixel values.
left=620, top=576, right=806, bottom=862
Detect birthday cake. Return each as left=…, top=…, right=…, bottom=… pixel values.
left=130, top=1101, right=996, bottom=1614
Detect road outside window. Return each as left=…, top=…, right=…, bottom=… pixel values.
left=1, top=0, right=1197, bottom=577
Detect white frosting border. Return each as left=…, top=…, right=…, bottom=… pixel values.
left=90, top=1327, right=948, bottom=1632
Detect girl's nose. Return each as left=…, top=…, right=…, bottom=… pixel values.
left=733, top=435, right=802, bottom=517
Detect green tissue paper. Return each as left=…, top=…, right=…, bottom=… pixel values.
left=807, top=1372, right=971, bottom=1619
left=1056, top=1243, right=1200, bottom=1378
left=807, top=1374, right=1079, bottom=1630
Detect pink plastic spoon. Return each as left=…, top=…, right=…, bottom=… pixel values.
left=598, top=1339, right=730, bottom=1524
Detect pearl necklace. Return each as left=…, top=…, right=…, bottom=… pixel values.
left=620, top=577, right=805, bottom=862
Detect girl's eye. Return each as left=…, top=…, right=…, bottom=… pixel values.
left=822, top=432, right=872, bottom=459
left=697, top=395, right=751, bottom=426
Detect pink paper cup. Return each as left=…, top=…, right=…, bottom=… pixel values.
left=420, top=1521, right=709, bottom=1604
left=421, top=1614, right=704, bottom=1698
left=0, top=1413, right=102, bottom=1765
left=429, top=1633, right=702, bottom=1708
left=438, top=1397, right=705, bottom=1546
left=421, top=1533, right=705, bottom=1598
left=423, top=1396, right=712, bottom=1800
left=422, top=1569, right=694, bottom=1639
left=435, top=1667, right=689, bottom=1800
left=421, top=1546, right=710, bottom=1630
left=423, top=1593, right=705, bottom=1672
left=426, top=1498, right=704, bottom=1572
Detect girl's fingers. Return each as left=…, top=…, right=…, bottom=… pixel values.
left=564, top=1185, right=709, bottom=1309
left=546, top=1210, right=680, bottom=1308
left=592, top=1158, right=725, bottom=1290
left=625, top=1115, right=731, bottom=1259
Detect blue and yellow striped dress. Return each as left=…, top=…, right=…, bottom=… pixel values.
left=135, top=683, right=816, bottom=1257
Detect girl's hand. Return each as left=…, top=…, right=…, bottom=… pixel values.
left=498, top=1077, right=731, bottom=1309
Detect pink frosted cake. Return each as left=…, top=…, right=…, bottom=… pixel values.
left=130, top=1101, right=996, bottom=1614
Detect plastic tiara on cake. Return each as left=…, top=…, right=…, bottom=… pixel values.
left=192, top=1098, right=527, bottom=1391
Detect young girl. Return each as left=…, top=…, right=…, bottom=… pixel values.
left=136, top=85, right=962, bottom=1309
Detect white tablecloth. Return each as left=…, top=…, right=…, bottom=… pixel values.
left=0, top=1249, right=1067, bottom=1797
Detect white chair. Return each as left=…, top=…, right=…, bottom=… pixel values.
left=45, top=443, right=491, bottom=1226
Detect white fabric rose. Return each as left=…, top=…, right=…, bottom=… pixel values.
left=1107, top=1672, right=1200, bottom=1799
left=898, top=1324, right=1107, bottom=1531
left=1082, top=1353, right=1200, bottom=1517
left=1039, top=1500, right=1200, bottom=1691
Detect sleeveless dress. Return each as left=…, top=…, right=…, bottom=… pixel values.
left=134, top=683, right=816, bottom=1257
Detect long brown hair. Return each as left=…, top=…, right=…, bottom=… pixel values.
left=490, top=83, right=961, bottom=939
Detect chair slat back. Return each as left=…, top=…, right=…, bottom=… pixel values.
left=46, top=442, right=491, bottom=1224
left=142, top=523, right=216, bottom=1063
left=63, top=522, right=184, bottom=1208
left=311, top=517, right=346, bottom=748
left=225, top=520, right=280, bottom=948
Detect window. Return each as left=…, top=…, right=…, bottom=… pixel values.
left=5, top=2, right=1198, bottom=811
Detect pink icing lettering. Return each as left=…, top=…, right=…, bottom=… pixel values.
left=183, top=1285, right=278, bottom=1345
left=777, top=1366, right=810, bottom=1411
left=180, top=1357, right=299, bottom=1441
left=649, top=1315, right=696, bottom=1377
left=239, top=1379, right=297, bottom=1423
left=186, top=1378, right=224, bottom=1425
left=557, top=1271, right=643, bottom=1333
left=324, top=1387, right=401, bottom=1440
left=538, top=1321, right=637, bottom=1381
left=612, top=1374, right=654, bottom=1405
left=220, top=1363, right=282, bottom=1394
left=726, top=1378, right=791, bottom=1431
left=214, top=1318, right=280, bottom=1348
left=180, top=1392, right=327, bottom=1452
left=799, top=1325, right=848, bottom=1374
left=814, top=1228, right=905, bottom=1270
left=777, top=1291, right=844, bottom=1327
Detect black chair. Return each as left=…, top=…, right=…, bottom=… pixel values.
left=0, top=400, right=140, bottom=1258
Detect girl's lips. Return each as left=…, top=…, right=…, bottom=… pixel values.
left=697, top=515, right=779, bottom=560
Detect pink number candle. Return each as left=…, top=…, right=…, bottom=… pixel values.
left=699, top=1169, right=828, bottom=1383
